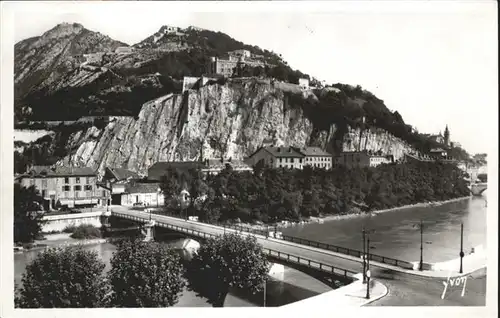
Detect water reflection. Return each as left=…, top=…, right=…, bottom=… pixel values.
left=282, top=196, right=487, bottom=263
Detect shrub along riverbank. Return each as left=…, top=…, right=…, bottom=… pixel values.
left=161, top=161, right=470, bottom=224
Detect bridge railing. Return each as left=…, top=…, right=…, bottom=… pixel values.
left=264, top=249, right=356, bottom=279
left=112, top=211, right=405, bottom=268
left=112, top=211, right=355, bottom=279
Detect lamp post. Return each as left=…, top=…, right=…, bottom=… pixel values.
left=366, top=234, right=371, bottom=299
left=419, top=219, right=423, bottom=271
left=157, top=188, right=160, bottom=209
left=459, top=223, right=464, bottom=274
left=362, top=227, right=366, bottom=283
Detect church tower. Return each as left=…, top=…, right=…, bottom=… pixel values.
left=444, top=125, right=450, bottom=147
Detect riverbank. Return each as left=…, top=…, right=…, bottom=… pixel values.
left=14, top=233, right=109, bottom=254
left=239, top=195, right=472, bottom=232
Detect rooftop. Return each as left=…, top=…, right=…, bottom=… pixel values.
left=106, top=167, right=140, bottom=181
left=21, top=166, right=97, bottom=178
left=296, top=147, right=331, bottom=157
left=125, top=182, right=162, bottom=194
left=250, top=146, right=305, bottom=158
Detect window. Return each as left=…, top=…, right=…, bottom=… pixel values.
left=62, top=185, right=70, bottom=191
left=64, top=177, right=69, bottom=184
left=74, top=185, right=82, bottom=191
left=42, top=190, right=46, bottom=198
left=29, top=179, right=35, bottom=186
left=75, top=192, right=80, bottom=199
left=86, top=177, right=91, bottom=184
left=76, top=177, right=80, bottom=184
left=84, top=185, right=93, bottom=191
left=299, top=158, right=302, bottom=163
left=280, top=158, right=282, bottom=163
left=102, top=190, right=106, bottom=197
left=41, top=179, right=48, bottom=188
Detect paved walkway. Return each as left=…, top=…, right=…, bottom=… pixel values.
left=284, top=277, right=387, bottom=308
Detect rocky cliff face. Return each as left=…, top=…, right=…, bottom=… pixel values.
left=55, top=80, right=415, bottom=176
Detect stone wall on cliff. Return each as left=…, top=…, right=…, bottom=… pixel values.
left=56, top=81, right=417, bottom=177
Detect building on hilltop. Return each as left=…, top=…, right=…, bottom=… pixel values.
left=427, top=125, right=451, bottom=147
left=17, top=165, right=110, bottom=210
left=444, top=125, right=450, bottom=147
left=428, top=133, right=445, bottom=144
left=228, top=49, right=251, bottom=59
left=429, top=148, right=448, bottom=159
left=298, top=78, right=310, bottom=89
left=246, top=146, right=305, bottom=169
left=334, top=151, right=394, bottom=168
left=206, top=49, right=272, bottom=78
left=115, top=46, right=134, bottom=54
left=187, top=25, right=204, bottom=32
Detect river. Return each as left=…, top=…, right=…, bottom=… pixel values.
left=282, top=194, right=487, bottom=263
left=14, top=238, right=331, bottom=307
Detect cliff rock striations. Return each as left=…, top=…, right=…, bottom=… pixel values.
left=52, top=79, right=415, bottom=176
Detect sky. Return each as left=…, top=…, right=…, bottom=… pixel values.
left=3, top=1, right=498, bottom=154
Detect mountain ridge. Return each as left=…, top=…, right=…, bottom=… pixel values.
left=13, top=22, right=471, bottom=168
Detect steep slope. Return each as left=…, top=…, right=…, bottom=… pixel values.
left=15, top=23, right=128, bottom=99
left=14, top=24, right=308, bottom=122
left=40, top=79, right=416, bottom=176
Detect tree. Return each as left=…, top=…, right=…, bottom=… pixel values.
left=185, top=233, right=270, bottom=307
left=14, top=183, right=45, bottom=243
left=108, top=239, right=185, bottom=307
left=16, top=247, right=110, bottom=308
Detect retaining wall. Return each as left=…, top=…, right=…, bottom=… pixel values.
left=42, top=212, right=104, bottom=232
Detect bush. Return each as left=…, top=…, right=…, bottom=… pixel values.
left=15, top=246, right=110, bottom=308
left=62, top=224, right=78, bottom=233
left=69, top=224, right=101, bottom=239
left=108, top=239, right=185, bottom=307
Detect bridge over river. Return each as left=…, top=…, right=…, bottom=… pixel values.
left=109, top=206, right=486, bottom=306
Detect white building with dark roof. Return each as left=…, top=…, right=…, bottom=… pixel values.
left=120, top=181, right=164, bottom=207
left=246, top=146, right=305, bottom=169
left=296, top=147, right=333, bottom=169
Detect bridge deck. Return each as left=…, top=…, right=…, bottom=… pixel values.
left=112, top=210, right=357, bottom=279
left=110, top=208, right=424, bottom=280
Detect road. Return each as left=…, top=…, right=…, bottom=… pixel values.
left=111, top=207, right=487, bottom=306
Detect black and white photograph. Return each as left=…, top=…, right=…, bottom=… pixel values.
left=0, top=1, right=497, bottom=317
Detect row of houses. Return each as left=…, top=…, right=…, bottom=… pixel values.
left=246, top=146, right=394, bottom=170
left=16, top=146, right=398, bottom=211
